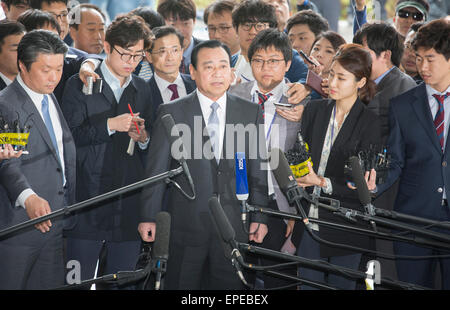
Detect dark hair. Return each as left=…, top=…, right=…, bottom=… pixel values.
left=248, top=28, right=292, bottom=63
left=353, top=22, right=404, bottom=67
left=191, top=39, right=231, bottom=69
left=129, top=6, right=165, bottom=30
left=0, top=20, right=26, bottom=53
left=29, top=0, right=67, bottom=9
left=231, top=0, right=278, bottom=30
left=157, top=0, right=196, bottom=21
left=204, top=0, right=236, bottom=24
left=312, top=31, right=346, bottom=53
left=412, top=18, right=450, bottom=61
left=2, top=0, right=29, bottom=8
left=149, top=25, right=184, bottom=52
left=17, top=29, right=67, bottom=71
left=395, top=0, right=430, bottom=13
left=17, top=9, right=61, bottom=34
left=286, top=10, right=329, bottom=36
left=332, top=43, right=376, bottom=104
left=105, top=15, right=152, bottom=52
left=69, top=4, right=105, bottom=30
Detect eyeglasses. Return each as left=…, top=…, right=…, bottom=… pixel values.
left=49, top=11, right=69, bottom=21
left=397, top=9, right=424, bottom=21
left=151, top=47, right=182, bottom=56
left=251, top=58, right=285, bottom=68
left=113, top=46, right=144, bottom=62
left=206, top=25, right=233, bottom=34
left=240, top=22, right=270, bottom=32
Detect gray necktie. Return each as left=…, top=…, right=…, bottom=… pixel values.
left=207, top=102, right=220, bottom=163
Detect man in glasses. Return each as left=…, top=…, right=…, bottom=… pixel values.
left=157, top=0, right=203, bottom=75
left=61, top=15, right=154, bottom=289
left=204, top=0, right=240, bottom=57
left=231, top=0, right=310, bottom=113
left=393, top=0, right=429, bottom=37
left=30, top=0, right=69, bottom=42
left=229, top=28, right=302, bottom=289
left=1, top=0, right=30, bottom=21
left=147, top=26, right=196, bottom=120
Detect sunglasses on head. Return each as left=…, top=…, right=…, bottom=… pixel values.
left=397, top=9, right=424, bottom=21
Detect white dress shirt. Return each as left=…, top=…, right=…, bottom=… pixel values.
left=249, top=80, right=285, bottom=196
left=197, top=89, right=227, bottom=162
left=154, top=72, right=187, bottom=103
left=16, top=73, right=66, bottom=208
left=427, top=84, right=450, bottom=199
left=233, top=53, right=255, bottom=84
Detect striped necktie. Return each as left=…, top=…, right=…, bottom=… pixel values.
left=433, top=92, right=449, bottom=151
left=138, top=61, right=153, bottom=81
left=256, top=91, right=272, bottom=116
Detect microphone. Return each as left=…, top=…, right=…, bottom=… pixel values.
left=208, top=196, right=250, bottom=287
left=349, top=156, right=375, bottom=216
left=270, top=148, right=313, bottom=230
left=153, top=211, right=171, bottom=290
left=235, top=152, right=249, bottom=226
left=161, top=114, right=195, bottom=199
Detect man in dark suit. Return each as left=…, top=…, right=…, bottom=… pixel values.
left=138, top=40, right=271, bottom=290
left=353, top=22, right=418, bottom=282
left=157, top=0, right=203, bottom=75
left=147, top=26, right=196, bottom=121
left=375, top=19, right=450, bottom=289
left=0, top=30, right=76, bottom=289
left=61, top=15, right=153, bottom=288
left=0, top=20, right=25, bottom=90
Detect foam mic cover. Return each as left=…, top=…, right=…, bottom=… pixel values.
left=349, top=156, right=372, bottom=206
left=209, top=196, right=236, bottom=243
left=270, top=148, right=298, bottom=193
left=235, top=152, right=249, bottom=201
left=153, top=211, right=171, bottom=260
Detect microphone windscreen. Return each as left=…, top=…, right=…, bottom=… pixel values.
left=270, top=148, right=297, bottom=192
left=235, top=152, right=249, bottom=201
left=161, top=114, right=179, bottom=142
left=153, top=211, right=171, bottom=260
left=209, top=196, right=235, bottom=243
left=349, top=156, right=372, bottom=206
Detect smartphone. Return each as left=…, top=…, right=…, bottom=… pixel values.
left=299, top=50, right=319, bottom=67
left=274, top=102, right=293, bottom=109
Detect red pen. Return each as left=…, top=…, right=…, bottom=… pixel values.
left=128, top=103, right=140, bottom=134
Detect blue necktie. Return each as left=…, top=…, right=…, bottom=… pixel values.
left=41, top=95, right=59, bottom=156
left=207, top=102, right=220, bottom=163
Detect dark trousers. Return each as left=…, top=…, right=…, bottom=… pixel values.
left=394, top=239, right=450, bottom=289
left=0, top=230, right=64, bottom=290
left=65, top=237, right=140, bottom=289
left=165, top=233, right=244, bottom=290
left=297, top=230, right=362, bottom=290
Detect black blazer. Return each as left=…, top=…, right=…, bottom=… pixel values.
left=147, top=73, right=196, bottom=122
left=292, top=98, right=382, bottom=257
left=140, top=91, right=270, bottom=245
left=61, top=69, right=154, bottom=241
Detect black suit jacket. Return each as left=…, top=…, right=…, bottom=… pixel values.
left=61, top=69, right=154, bottom=241
left=147, top=73, right=196, bottom=122
left=292, top=98, right=382, bottom=257
left=140, top=91, right=270, bottom=245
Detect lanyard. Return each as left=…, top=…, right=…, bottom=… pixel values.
left=252, top=92, right=280, bottom=141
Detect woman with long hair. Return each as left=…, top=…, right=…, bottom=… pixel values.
left=291, top=43, right=381, bottom=290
